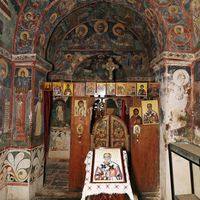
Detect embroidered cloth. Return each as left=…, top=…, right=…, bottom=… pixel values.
left=81, top=150, right=134, bottom=200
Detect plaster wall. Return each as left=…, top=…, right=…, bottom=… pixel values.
left=7, top=184, right=30, bottom=200
left=48, top=127, right=71, bottom=160
left=29, top=175, right=44, bottom=200
left=0, top=186, right=7, bottom=200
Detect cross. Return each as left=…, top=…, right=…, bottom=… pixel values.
left=103, top=58, right=119, bottom=81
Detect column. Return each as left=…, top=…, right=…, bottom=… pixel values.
left=151, top=51, right=194, bottom=200
left=6, top=54, right=52, bottom=200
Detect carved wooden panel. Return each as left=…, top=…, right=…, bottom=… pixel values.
left=110, top=115, right=129, bottom=150
left=92, top=115, right=109, bottom=148
left=92, top=115, right=129, bottom=151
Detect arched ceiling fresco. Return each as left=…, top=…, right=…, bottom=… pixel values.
left=12, top=0, right=198, bottom=81
left=14, top=0, right=197, bottom=55
left=0, top=0, right=19, bottom=50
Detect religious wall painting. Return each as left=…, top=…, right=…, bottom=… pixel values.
left=92, top=148, right=125, bottom=183
left=66, top=24, right=89, bottom=49
left=97, top=83, right=106, bottom=96
left=14, top=67, right=31, bottom=93
left=137, top=82, right=147, bottom=97
left=144, top=8, right=159, bottom=34
left=106, top=83, right=116, bottom=96
left=49, top=12, right=58, bottom=24
left=161, top=4, right=182, bottom=25
left=126, top=82, right=136, bottom=96
left=187, top=0, right=200, bottom=48
left=0, top=0, right=18, bottom=50
left=50, top=98, right=71, bottom=127
left=154, top=0, right=171, bottom=6
left=13, top=93, right=29, bottom=144
left=142, top=100, right=159, bottom=125
left=162, top=66, right=191, bottom=132
left=194, top=61, right=200, bottom=81
left=0, top=58, right=8, bottom=85
left=53, top=82, right=63, bottom=96
left=148, top=83, right=160, bottom=98
left=74, top=99, right=87, bottom=117
left=32, top=70, right=45, bottom=145
left=63, top=82, right=73, bottom=96
left=34, top=90, right=43, bottom=138
left=169, top=25, right=191, bottom=51
left=19, top=31, right=31, bottom=48
left=0, top=57, right=11, bottom=148
left=19, top=11, right=39, bottom=31
left=13, top=67, right=32, bottom=145
left=194, top=82, right=200, bottom=128
left=116, top=83, right=127, bottom=96
left=72, top=55, right=127, bottom=81
left=62, top=18, right=142, bottom=52
left=74, top=82, right=85, bottom=96
left=86, top=82, right=96, bottom=96
left=49, top=126, right=71, bottom=152
left=85, top=19, right=110, bottom=49
left=111, top=23, right=135, bottom=51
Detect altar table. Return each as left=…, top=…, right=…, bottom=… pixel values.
left=81, top=150, right=134, bottom=200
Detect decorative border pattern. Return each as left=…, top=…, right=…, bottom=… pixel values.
left=11, top=53, right=52, bottom=72
left=150, top=51, right=195, bottom=68
left=0, top=145, right=44, bottom=188
left=0, top=47, right=12, bottom=60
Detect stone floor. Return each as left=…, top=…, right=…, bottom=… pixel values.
left=34, top=159, right=81, bottom=200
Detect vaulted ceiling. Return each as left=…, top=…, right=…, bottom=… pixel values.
left=1, top=0, right=199, bottom=80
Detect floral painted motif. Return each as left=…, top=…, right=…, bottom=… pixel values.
left=4, top=151, right=30, bottom=182
left=0, top=145, right=44, bottom=186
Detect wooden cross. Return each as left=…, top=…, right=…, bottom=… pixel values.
left=103, top=58, right=119, bottom=81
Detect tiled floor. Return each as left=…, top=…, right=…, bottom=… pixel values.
left=34, top=159, right=81, bottom=200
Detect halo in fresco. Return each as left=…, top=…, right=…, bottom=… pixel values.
left=94, top=19, right=108, bottom=33
left=25, top=12, right=33, bottom=21
left=75, top=24, right=88, bottom=37
left=20, top=31, right=30, bottom=41
left=154, top=0, right=171, bottom=6
left=49, top=12, right=58, bottom=24
left=112, top=23, right=125, bottom=36
left=168, top=5, right=178, bottom=15
left=18, top=68, right=29, bottom=77
left=173, top=69, right=190, bottom=86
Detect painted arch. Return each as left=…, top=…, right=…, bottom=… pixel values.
left=13, top=0, right=196, bottom=58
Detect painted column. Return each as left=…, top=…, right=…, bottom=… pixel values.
left=151, top=51, right=194, bottom=200
left=0, top=47, right=12, bottom=200
left=7, top=54, right=52, bottom=200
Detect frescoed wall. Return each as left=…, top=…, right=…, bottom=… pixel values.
left=12, top=67, right=32, bottom=146
left=0, top=56, right=12, bottom=149
left=0, top=0, right=200, bottom=200
left=0, top=1, right=18, bottom=50
left=49, top=97, right=71, bottom=159
left=32, top=70, right=46, bottom=146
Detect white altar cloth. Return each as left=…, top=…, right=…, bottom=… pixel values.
left=81, top=150, right=134, bottom=200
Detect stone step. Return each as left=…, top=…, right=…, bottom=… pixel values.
left=140, top=191, right=160, bottom=200
left=34, top=191, right=81, bottom=200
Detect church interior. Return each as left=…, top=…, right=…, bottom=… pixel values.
left=0, top=0, right=200, bottom=200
